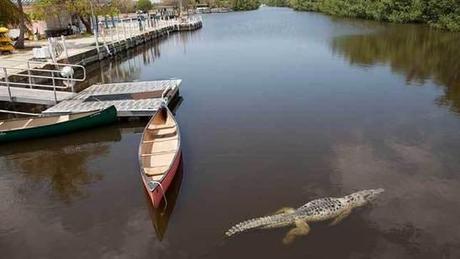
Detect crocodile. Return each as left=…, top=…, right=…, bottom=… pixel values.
left=225, top=188, right=384, bottom=244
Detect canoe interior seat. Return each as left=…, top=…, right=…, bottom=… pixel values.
left=144, top=166, right=169, bottom=176
left=153, top=127, right=177, bottom=136
left=21, top=119, right=34, bottom=129
left=69, top=111, right=96, bottom=120
left=56, top=115, right=70, bottom=123
left=27, top=116, right=61, bottom=128
left=141, top=136, right=178, bottom=153
left=143, top=135, right=179, bottom=143
left=0, top=119, right=32, bottom=131
left=148, top=174, right=163, bottom=181
left=143, top=152, right=175, bottom=168
left=143, top=125, right=177, bottom=141
left=148, top=116, right=175, bottom=130
left=141, top=150, right=176, bottom=156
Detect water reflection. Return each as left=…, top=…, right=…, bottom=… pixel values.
left=331, top=131, right=460, bottom=258
left=146, top=160, right=184, bottom=241
left=0, top=125, right=125, bottom=203
left=75, top=30, right=200, bottom=92
left=332, top=26, right=460, bottom=113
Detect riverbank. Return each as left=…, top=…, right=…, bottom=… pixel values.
left=263, top=1, right=460, bottom=31
left=0, top=16, right=202, bottom=84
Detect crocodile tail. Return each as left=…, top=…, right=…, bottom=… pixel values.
left=225, top=215, right=277, bottom=237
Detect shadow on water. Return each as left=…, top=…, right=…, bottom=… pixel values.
left=331, top=25, right=460, bottom=113
left=75, top=30, right=201, bottom=91
left=0, top=123, right=145, bottom=203
left=145, top=159, right=184, bottom=241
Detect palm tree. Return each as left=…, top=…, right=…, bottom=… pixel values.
left=0, top=0, right=30, bottom=49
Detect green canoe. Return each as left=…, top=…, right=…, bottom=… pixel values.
left=0, top=106, right=118, bottom=143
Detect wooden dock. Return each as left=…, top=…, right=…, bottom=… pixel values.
left=42, top=80, right=181, bottom=117
left=0, top=86, right=75, bottom=105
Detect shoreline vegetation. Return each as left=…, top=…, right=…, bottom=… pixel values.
left=208, top=0, right=260, bottom=11
left=261, top=0, right=460, bottom=31
left=233, top=0, right=260, bottom=11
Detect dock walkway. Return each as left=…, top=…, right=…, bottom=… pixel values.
left=0, top=87, right=75, bottom=105
left=0, top=17, right=201, bottom=106
left=0, top=17, right=202, bottom=81
left=43, top=80, right=181, bottom=117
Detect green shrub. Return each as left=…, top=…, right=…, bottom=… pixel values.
left=288, top=0, right=460, bottom=31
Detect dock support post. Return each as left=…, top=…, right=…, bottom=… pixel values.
left=3, top=68, right=12, bottom=102
left=51, top=71, right=57, bottom=104
left=115, top=21, right=120, bottom=42
left=27, top=61, right=33, bottom=88
left=61, top=35, right=69, bottom=61
left=122, top=19, right=127, bottom=41
left=48, top=38, right=57, bottom=63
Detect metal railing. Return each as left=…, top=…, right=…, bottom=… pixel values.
left=97, top=15, right=202, bottom=48
left=161, top=79, right=181, bottom=101
left=0, top=60, right=86, bottom=103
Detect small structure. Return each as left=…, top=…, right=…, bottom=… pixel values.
left=196, top=4, right=211, bottom=14
left=0, top=27, right=15, bottom=54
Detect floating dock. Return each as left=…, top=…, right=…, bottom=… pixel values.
left=42, top=79, right=181, bottom=117
left=0, top=17, right=201, bottom=107
left=0, top=86, right=75, bottom=105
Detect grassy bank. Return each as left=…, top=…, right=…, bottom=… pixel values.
left=263, top=0, right=460, bottom=31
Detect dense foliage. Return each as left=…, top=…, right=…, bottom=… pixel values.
left=232, top=0, right=260, bottom=10
left=0, top=0, right=27, bottom=26
left=198, top=0, right=260, bottom=10
left=0, top=0, right=29, bottom=48
left=31, top=0, right=125, bottom=34
left=262, top=0, right=460, bottom=31
left=136, top=0, right=152, bottom=12
left=262, top=0, right=289, bottom=7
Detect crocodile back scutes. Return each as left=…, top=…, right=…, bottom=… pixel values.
left=296, top=197, right=345, bottom=219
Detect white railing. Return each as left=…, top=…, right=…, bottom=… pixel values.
left=0, top=60, right=86, bottom=103
left=97, top=15, right=202, bottom=46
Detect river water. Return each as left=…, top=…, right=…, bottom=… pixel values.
left=2, top=7, right=460, bottom=258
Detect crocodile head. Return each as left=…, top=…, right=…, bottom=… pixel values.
left=344, top=188, right=384, bottom=207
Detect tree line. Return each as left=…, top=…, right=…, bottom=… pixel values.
left=262, top=0, right=460, bottom=31
left=196, top=0, right=260, bottom=10
left=232, top=0, right=260, bottom=10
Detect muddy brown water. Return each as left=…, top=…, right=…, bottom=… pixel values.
left=2, top=7, right=460, bottom=258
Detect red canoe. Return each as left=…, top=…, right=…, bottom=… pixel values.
left=139, top=105, right=181, bottom=208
